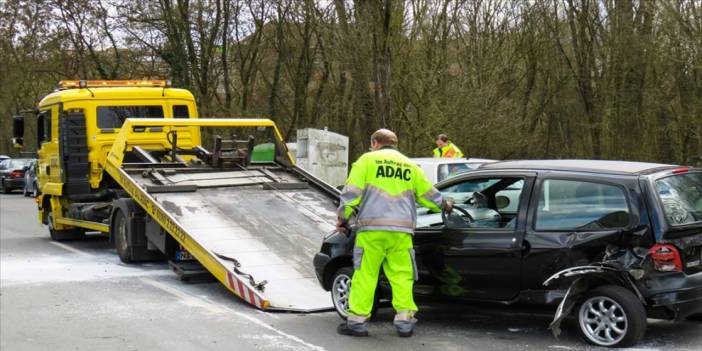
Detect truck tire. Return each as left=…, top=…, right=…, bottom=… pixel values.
left=576, top=285, right=646, bottom=348
left=331, top=266, right=380, bottom=320
left=113, top=209, right=135, bottom=263
left=47, top=207, right=85, bottom=241
left=111, top=206, right=164, bottom=263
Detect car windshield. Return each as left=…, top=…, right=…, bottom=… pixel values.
left=4, top=159, right=32, bottom=169
left=656, top=172, right=702, bottom=226
left=437, top=162, right=480, bottom=182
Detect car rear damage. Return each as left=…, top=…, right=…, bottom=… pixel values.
left=545, top=168, right=702, bottom=339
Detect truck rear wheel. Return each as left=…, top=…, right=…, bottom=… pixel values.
left=112, top=207, right=163, bottom=263
left=113, top=209, right=136, bottom=263
left=47, top=208, right=85, bottom=241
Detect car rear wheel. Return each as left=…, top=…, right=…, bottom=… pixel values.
left=2, top=181, right=11, bottom=194
left=331, top=266, right=380, bottom=320
left=47, top=208, right=85, bottom=241
left=577, top=285, right=646, bottom=348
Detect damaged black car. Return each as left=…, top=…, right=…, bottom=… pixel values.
left=313, top=160, right=702, bottom=348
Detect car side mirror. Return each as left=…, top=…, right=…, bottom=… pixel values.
left=12, top=115, right=24, bottom=149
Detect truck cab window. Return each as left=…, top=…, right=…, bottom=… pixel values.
left=173, top=105, right=189, bottom=118
left=97, top=106, right=164, bottom=129
left=37, top=110, right=51, bottom=144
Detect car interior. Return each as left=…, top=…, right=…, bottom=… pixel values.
left=417, top=177, right=524, bottom=229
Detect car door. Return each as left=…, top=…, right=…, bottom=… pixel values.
left=521, top=174, right=639, bottom=292
left=428, top=171, right=536, bottom=301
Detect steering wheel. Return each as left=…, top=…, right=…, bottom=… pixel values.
left=441, top=205, right=475, bottom=229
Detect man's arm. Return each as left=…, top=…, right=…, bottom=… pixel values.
left=336, top=156, right=367, bottom=231
left=414, top=165, right=452, bottom=213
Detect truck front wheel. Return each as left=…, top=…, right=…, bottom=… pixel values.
left=47, top=208, right=85, bottom=241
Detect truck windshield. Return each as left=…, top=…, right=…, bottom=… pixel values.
left=656, top=172, right=702, bottom=226
left=97, top=106, right=164, bottom=129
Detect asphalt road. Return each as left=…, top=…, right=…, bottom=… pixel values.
left=1, top=194, right=700, bottom=351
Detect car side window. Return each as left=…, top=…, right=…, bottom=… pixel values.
left=441, top=177, right=524, bottom=229
left=535, top=179, right=630, bottom=231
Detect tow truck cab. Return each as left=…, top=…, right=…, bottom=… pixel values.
left=13, top=80, right=200, bottom=234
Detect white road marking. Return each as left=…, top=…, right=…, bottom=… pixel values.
left=49, top=241, right=93, bottom=257
left=140, top=277, right=326, bottom=351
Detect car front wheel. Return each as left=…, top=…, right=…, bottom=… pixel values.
left=577, top=285, right=646, bottom=348
left=330, top=266, right=381, bottom=320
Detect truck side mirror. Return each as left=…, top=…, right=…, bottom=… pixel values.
left=12, top=115, right=24, bottom=149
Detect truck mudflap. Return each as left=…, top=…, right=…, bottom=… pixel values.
left=542, top=248, right=647, bottom=337
left=104, top=118, right=338, bottom=312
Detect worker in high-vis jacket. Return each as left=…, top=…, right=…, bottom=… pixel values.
left=336, top=129, right=453, bottom=338
left=432, top=134, right=464, bottom=158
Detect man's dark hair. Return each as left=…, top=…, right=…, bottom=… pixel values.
left=371, top=129, right=398, bottom=147
left=436, top=134, right=449, bottom=142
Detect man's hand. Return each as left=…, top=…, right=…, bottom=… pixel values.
left=443, top=198, right=455, bottom=213
left=336, top=220, right=349, bottom=234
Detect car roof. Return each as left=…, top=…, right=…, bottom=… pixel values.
left=412, top=157, right=498, bottom=165
left=480, top=159, right=678, bottom=175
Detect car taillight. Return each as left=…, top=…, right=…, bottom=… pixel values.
left=9, top=171, right=23, bottom=178
left=649, top=244, right=683, bottom=272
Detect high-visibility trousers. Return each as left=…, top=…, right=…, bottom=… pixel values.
left=347, top=230, right=418, bottom=317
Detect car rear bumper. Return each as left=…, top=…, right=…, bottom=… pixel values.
left=2, top=179, right=25, bottom=189
left=644, top=272, right=702, bottom=320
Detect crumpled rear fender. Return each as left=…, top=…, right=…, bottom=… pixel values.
left=543, top=263, right=646, bottom=337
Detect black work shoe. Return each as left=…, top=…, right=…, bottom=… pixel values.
left=337, top=323, right=369, bottom=337
left=397, top=329, right=413, bottom=338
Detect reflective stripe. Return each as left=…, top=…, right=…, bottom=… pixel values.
left=348, top=314, right=369, bottom=323
left=357, top=225, right=414, bottom=234
left=358, top=218, right=414, bottom=228
left=340, top=184, right=363, bottom=202
left=357, top=185, right=417, bottom=230
left=408, top=248, right=418, bottom=281
left=338, top=184, right=364, bottom=219
left=421, top=188, right=443, bottom=208
left=353, top=246, right=364, bottom=270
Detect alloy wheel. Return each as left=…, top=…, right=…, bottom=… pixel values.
left=579, top=296, right=628, bottom=346
left=332, top=272, right=352, bottom=318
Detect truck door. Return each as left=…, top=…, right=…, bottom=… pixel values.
left=436, top=172, right=535, bottom=301
left=36, top=106, right=61, bottom=190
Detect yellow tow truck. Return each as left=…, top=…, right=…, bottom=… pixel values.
left=11, top=80, right=338, bottom=311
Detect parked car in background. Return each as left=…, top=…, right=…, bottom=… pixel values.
left=0, top=155, right=10, bottom=162
left=413, top=157, right=497, bottom=184
left=315, top=160, right=702, bottom=348
left=0, top=158, right=33, bottom=194
left=23, top=159, right=39, bottom=197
